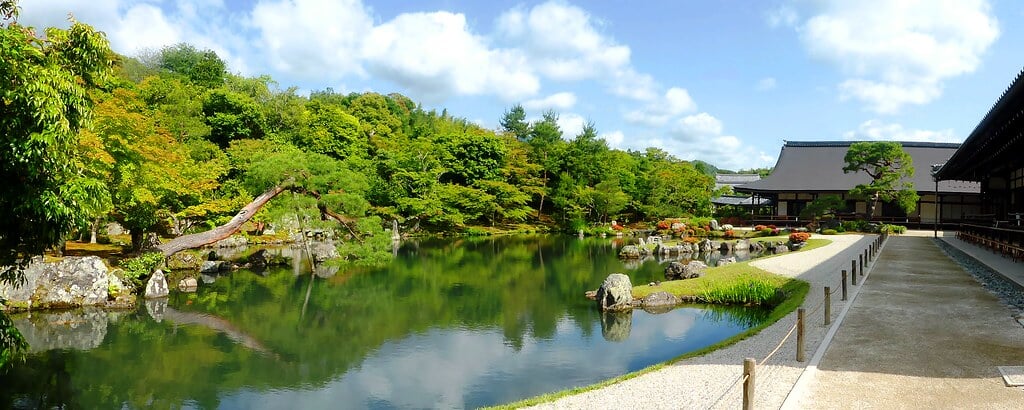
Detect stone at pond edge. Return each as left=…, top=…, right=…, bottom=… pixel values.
left=666, top=260, right=708, bottom=280
left=596, top=273, right=633, bottom=311
left=619, top=245, right=641, bottom=259
left=718, top=256, right=737, bottom=266
left=145, top=269, right=169, bottom=299
left=640, top=291, right=680, bottom=315
left=733, top=239, right=750, bottom=251
left=0, top=256, right=111, bottom=310
left=178, top=277, right=198, bottom=292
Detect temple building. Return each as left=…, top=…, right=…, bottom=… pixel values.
left=735, top=141, right=981, bottom=226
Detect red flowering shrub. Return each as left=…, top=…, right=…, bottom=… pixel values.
left=754, top=225, right=767, bottom=231
left=657, top=220, right=671, bottom=230
left=683, top=236, right=700, bottom=244
left=789, top=232, right=811, bottom=243
left=767, top=224, right=777, bottom=230
left=724, top=229, right=735, bottom=238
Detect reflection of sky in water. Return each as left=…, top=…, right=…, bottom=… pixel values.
left=219, top=307, right=746, bottom=409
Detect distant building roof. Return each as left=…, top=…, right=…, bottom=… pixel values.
left=735, top=141, right=980, bottom=194
left=715, top=173, right=761, bottom=189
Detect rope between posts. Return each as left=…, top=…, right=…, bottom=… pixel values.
left=759, top=321, right=798, bottom=366
left=708, top=372, right=745, bottom=409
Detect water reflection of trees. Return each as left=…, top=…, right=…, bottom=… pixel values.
left=0, top=236, right=769, bottom=409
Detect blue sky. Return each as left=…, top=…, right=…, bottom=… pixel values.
left=19, top=0, right=1024, bottom=170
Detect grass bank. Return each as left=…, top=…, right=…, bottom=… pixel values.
left=490, top=237, right=830, bottom=409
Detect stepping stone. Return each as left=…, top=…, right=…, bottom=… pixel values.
left=997, top=366, right=1024, bottom=387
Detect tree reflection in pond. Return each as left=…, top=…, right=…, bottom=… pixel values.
left=0, top=235, right=770, bottom=409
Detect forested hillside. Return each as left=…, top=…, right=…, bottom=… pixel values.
left=81, top=43, right=717, bottom=245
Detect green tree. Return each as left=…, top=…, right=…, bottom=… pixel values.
left=157, top=43, right=226, bottom=88
left=202, top=89, right=266, bottom=147
left=0, top=10, right=115, bottom=279
left=499, top=104, right=531, bottom=141
left=298, top=100, right=365, bottom=160
left=843, top=141, right=919, bottom=217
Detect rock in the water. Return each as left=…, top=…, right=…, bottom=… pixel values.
left=619, top=245, right=642, bottom=259
left=640, top=291, right=680, bottom=312
left=733, top=239, right=750, bottom=251
left=698, top=239, right=715, bottom=253
left=600, top=310, right=633, bottom=342
left=718, top=256, right=737, bottom=266
left=749, top=241, right=766, bottom=252
left=199, top=260, right=217, bottom=273
left=584, top=290, right=597, bottom=300
left=178, top=277, right=198, bottom=292
left=719, top=242, right=732, bottom=253
left=145, top=298, right=167, bottom=322
left=145, top=269, right=169, bottom=299
left=309, top=241, right=339, bottom=262
left=596, top=273, right=633, bottom=311
left=0, top=256, right=112, bottom=310
left=247, top=249, right=269, bottom=267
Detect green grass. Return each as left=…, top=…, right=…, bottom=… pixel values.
left=488, top=236, right=836, bottom=409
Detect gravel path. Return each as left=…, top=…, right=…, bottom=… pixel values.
left=529, top=234, right=879, bottom=409
left=933, top=239, right=1024, bottom=315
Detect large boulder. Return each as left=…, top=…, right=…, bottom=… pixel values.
left=199, top=260, right=231, bottom=273
left=719, top=242, right=732, bottom=253
left=677, top=260, right=708, bottom=279
left=718, top=256, right=737, bottom=266
left=710, top=219, right=720, bottom=231
left=749, top=241, right=766, bottom=253
left=698, top=239, right=715, bottom=253
left=664, top=261, right=687, bottom=280
left=733, top=239, right=750, bottom=251
left=0, top=256, right=112, bottom=310
left=144, top=269, right=169, bottom=299
left=596, top=273, right=634, bottom=311
left=178, top=277, right=198, bottom=292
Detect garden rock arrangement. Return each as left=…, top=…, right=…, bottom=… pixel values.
left=640, top=291, right=681, bottom=314
left=596, top=273, right=634, bottom=311
left=0, top=256, right=134, bottom=311
left=145, top=269, right=169, bottom=298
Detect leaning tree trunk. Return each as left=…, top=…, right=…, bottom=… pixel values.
left=156, top=185, right=287, bottom=257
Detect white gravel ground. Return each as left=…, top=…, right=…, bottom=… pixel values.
left=529, top=234, right=880, bottom=410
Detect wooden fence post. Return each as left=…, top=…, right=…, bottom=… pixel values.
left=743, top=358, right=755, bottom=410
left=824, top=287, right=831, bottom=325
left=841, top=270, right=848, bottom=301
left=851, top=260, right=858, bottom=285
left=797, top=308, right=805, bottom=362
left=859, top=254, right=864, bottom=276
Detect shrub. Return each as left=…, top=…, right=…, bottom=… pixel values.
left=708, top=230, right=725, bottom=238
left=759, top=228, right=774, bottom=237
left=754, top=225, right=767, bottom=231
left=821, top=229, right=838, bottom=235
left=683, top=236, right=700, bottom=244
left=879, top=224, right=907, bottom=234
left=788, top=232, right=811, bottom=243
left=119, top=252, right=165, bottom=289
left=724, top=229, right=735, bottom=238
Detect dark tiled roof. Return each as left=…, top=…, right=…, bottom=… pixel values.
left=735, top=141, right=980, bottom=194
left=715, top=173, right=761, bottom=189
left=935, top=67, right=1024, bottom=181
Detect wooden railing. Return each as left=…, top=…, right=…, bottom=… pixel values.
left=956, top=223, right=1024, bottom=262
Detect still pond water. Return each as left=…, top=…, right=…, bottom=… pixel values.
left=1, top=236, right=769, bottom=409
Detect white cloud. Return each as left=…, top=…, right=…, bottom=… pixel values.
left=757, top=77, right=777, bottom=91
left=602, top=130, right=625, bottom=147
left=784, top=0, right=999, bottom=113
left=674, top=113, right=724, bottom=140
left=625, top=87, right=697, bottom=127
left=362, top=11, right=539, bottom=102
left=251, top=0, right=372, bottom=81
left=556, top=112, right=587, bottom=138
left=766, top=6, right=798, bottom=28
left=523, top=92, right=577, bottom=110
left=842, top=119, right=960, bottom=143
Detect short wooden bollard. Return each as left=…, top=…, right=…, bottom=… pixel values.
left=841, top=270, right=848, bottom=301
left=851, top=260, right=857, bottom=284
left=859, top=254, right=864, bottom=276
left=824, top=287, right=831, bottom=326
left=864, top=249, right=869, bottom=266
left=797, top=308, right=806, bottom=362
left=743, top=358, right=755, bottom=410
left=869, top=244, right=874, bottom=259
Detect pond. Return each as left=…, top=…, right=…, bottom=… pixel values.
left=1, top=236, right=771, bottom=409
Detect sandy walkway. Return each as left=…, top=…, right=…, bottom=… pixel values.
left=530, top=234, right=879, bottom=409
left=787, top=235, right=1024, bottom=409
